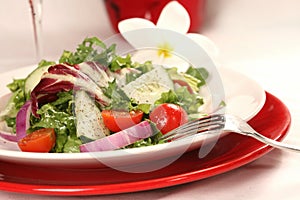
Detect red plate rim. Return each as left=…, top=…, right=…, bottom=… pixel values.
left=0, top=92, right=291, bottom=196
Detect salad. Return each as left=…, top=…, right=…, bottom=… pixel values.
left=0, top=37, right=209, bottom=153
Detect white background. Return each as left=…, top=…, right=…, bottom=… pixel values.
left=1, top=0, right=300, bottom=199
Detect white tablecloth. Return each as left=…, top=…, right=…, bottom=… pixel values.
left=1, top=0, right=300, bottom=199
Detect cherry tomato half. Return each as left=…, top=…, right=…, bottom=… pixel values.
left=18, top=128, right=56, bottom=153
left=101, top=110, right=144, bottom=132
left=150, top=103, right=188, bottom=135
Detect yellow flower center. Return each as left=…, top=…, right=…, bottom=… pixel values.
left=157, top=43, right=173, bottom=58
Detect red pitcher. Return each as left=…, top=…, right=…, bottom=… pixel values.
left=104, top=0, right=206, bottom=33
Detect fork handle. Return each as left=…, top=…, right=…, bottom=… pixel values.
left=245, top=131, right=300, bottom=153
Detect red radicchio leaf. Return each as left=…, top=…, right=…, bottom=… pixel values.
left=30, top=63, right=111, bottom=117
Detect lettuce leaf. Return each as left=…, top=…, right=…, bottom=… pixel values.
left=6, top=79, right=27, bottom=110
left=29, top=91, right=80, bottom=153
left=185, top=66, right=209, bottom=87
left=154, top=88, right=204, bottom=114
left=3, top=79, right=27, bottom=131
left=175, top=87, right=204, bottom=114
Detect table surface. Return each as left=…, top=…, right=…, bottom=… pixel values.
left=1, top=0, right=300, bottom=199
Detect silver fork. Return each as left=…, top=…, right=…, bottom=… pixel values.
left=159, top=114, right=300, bottom=153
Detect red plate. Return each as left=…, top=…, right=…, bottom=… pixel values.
left=0, top=92, right=291, bottom=196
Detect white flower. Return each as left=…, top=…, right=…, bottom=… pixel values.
left=114, top=2, right=225, bottom=161
left=117, top=1, right=219, bottom=67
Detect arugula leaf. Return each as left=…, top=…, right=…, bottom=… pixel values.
left=109, top=54, right=132, bottom=72
left=154, top=88, right=204, bottom=114
left=59, top=37, right=115, bottom=66
left=7, top=79, right=24, bottom=92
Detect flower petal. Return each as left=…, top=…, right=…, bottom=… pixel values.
left=117, top=28, right=168, bottom=53
left=118, top=18, right=156, bottom=33
left=156, top=1, right=190, bottom=34
left=131, top=49, right=190, bottom=69
left=187, top=33, right=219, bottom=59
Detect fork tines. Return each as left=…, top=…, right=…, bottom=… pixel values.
left=160, top=114, right=226, bottom=142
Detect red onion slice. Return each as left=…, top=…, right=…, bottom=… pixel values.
left=16, top=100, right=32, bottom=141
left=80, top=121, right=153, bottom=152
left=0, top=130, right=18, bottom=142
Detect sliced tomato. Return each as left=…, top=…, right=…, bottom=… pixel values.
left=101, top=110, right=144, bottom=132
left=18, top=128, right=56, bottom=153
left=150, top=103, right=188, bottom=135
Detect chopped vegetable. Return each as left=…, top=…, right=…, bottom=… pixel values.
left=30, top=63, right=111, bottom=117
left=109, top=54, right=132, bottom=72
left=2, top=80, right=27, bottom=130
left=24, top=64, right=52, bottom=94
left=77, top=62, right=113, bottom=87
left=0, top=129, right=18, bottom=142
left=150, top=103, right=188, bottom=134
left=122, top=65, right=174, bottom=105
left=154, top=87, right=204, bottom=114
left=185, top=66, right=209, bottom=87
left=79, top=121, right=153, bottom=152
left=125, top=61, right=153, bottom=84
left=101, top=109, right=144, bottom=132
left=30, top=91, right=78, bottom=153
left=75, top=90, right=109, bottom=140
left=15, top=100, right=32, bottom=140
left=18, top=128, right=56, bottom=152
left=0, top=93, right=16, bottom=121
left=102, top=79, right=132, bottom=110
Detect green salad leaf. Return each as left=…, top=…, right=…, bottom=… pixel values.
left=102, top=79, right=131, bottom=110
left=103, top=80, right=151, bottom=114
left=37, top=60, right=56, bottom=68
left=126, top=61, right=154, bottom=84
left=155, top=88, right=204, bottom=114
left=186, top=66, right=209, bottom=87
left=29, top=91, right=80, bottom=153
left=3, top=79, right=27, bottom=132
left=59, top=37, right=115, bottom=66
left=154, top=90, right=178, bottom=105
left=6, top=79, right=27, bottom=109
left=109, top=54, right=132, bottom=72
left=175, top=87, right=204, bottom=114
